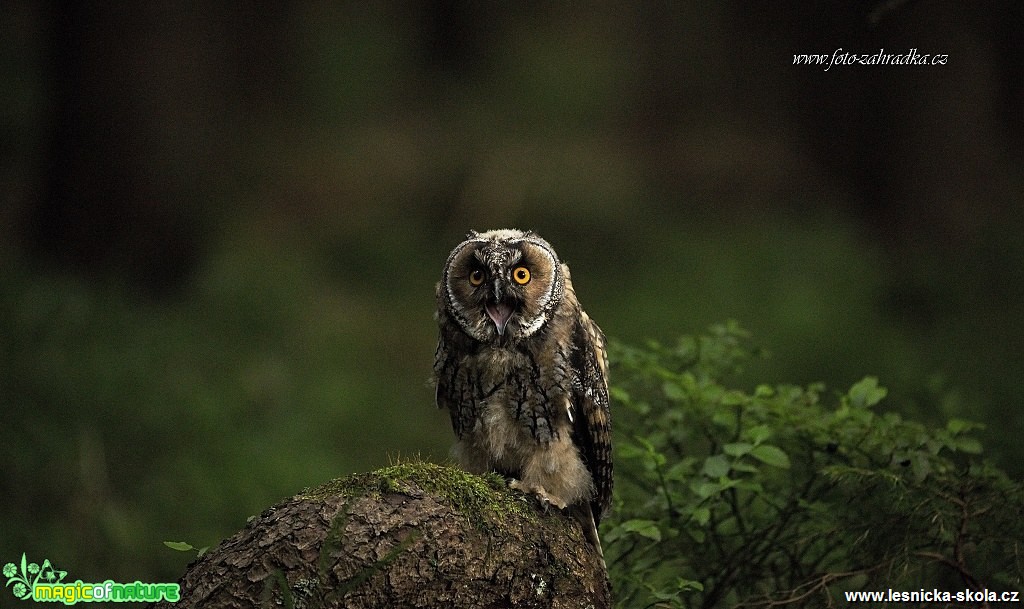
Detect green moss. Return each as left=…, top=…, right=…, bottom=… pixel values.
left=298, top=462, right=534, bottom=527
left=298, top=472, right=379, bottom=502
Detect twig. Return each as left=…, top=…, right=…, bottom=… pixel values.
left=733, top=565, right=883, bottom=608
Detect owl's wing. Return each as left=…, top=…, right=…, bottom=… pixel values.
left=569, top=311, right=613, bottom=524
left=433, top=317, right=473, bottom=439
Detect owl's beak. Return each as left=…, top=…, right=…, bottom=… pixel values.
left=485, top=301, right=514, bottom=336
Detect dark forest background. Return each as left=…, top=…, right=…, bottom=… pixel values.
left=2, top=0, right=1022, bottom=588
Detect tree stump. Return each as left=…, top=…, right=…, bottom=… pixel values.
left=152, top=462, right=611, bottom=608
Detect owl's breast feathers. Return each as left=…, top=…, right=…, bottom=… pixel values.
left=433, top=302, right=613, bottom=524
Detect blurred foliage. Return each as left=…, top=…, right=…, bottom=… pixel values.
left=0, top=237, right=449, bottom=583
left=605, top=324, right=1023, bottom=608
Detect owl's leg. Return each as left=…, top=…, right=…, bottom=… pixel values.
left=511, top=436, right=593, bottom=512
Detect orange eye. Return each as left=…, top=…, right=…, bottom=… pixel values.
left=512, top=267, right=531, bottom=285
left=469, top=269, right=485, bottom=286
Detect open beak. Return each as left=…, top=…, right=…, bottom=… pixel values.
left=485, top=301, right=514, bottom=336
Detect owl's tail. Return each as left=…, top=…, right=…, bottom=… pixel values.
left=572, top=502, right=606, bottom=572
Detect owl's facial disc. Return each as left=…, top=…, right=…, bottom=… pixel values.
left=443, top=229, right=564, bottom=343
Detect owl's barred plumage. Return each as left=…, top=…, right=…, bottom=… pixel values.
left=433, top=229, right=612, bottom=558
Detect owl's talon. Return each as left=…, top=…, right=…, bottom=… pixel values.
left=509, top=479, right=568, bottom=511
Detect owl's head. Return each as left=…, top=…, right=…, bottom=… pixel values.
left=441, top=229, right=566, bottom=343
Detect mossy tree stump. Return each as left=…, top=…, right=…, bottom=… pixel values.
left=152, top=462, right=611, bottom=609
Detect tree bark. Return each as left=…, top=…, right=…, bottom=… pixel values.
left=151, top=462, right=611, bottom=609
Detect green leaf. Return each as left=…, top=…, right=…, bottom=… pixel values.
left=955, top=437, right=982, bottom=454
left=723, top=442, right=753, bottom=457
left=731, top=461, right=760, bottom=474
left=633, top=435, right=667, bottom=465
left=691, top=480, right=723, bottom=499
left=621, top=519, right=662, bottom=541
left=649, top=589, right=683, bottom=603
left=691, top=506, right=711, bottom=526
left=711, top=409, right=737, bottom=428
left=163, top=541, right=196, bottom=552
left=750, top=444, right=791, bottom=468
left=703, top=454, right=731, bottom=478
left=746, top=425, right=772, bottom=444
left=849, top=376, right=887, bottom=408
left=720, top=390, right=747, bottom=406
left=910, top=452, right=931, bottom=482
left=676, top=578, right=704, bottom=592
left=662, top=381, right=687, bottom=402
left=946, top=418, right=983, bottom=434
left=664, top=459, right=695, bottom=481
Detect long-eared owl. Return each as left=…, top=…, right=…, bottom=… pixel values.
left=432, top=229, right=612, bottom=556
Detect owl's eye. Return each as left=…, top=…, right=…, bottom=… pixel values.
left=512, top=267, right=531, bottom=285
left=469, top=269, right=486, bottom=286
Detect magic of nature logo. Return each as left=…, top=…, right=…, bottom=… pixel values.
left=3, top=553, right=179, bottom=604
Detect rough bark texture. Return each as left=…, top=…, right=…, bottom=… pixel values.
left=151, top=462, right=611, bottom=609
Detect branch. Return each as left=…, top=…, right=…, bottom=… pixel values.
left=153, top=462, right=610, bottom=609
left=734, top=564, right=884, bottom=609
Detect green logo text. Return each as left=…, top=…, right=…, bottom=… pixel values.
left=4, top=554, right=180, bottom=605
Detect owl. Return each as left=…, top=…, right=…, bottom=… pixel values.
left=432, top=229, right=612, bottom=557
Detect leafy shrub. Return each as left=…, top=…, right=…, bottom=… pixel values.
left=604, top=322, right=1023, bottom=608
